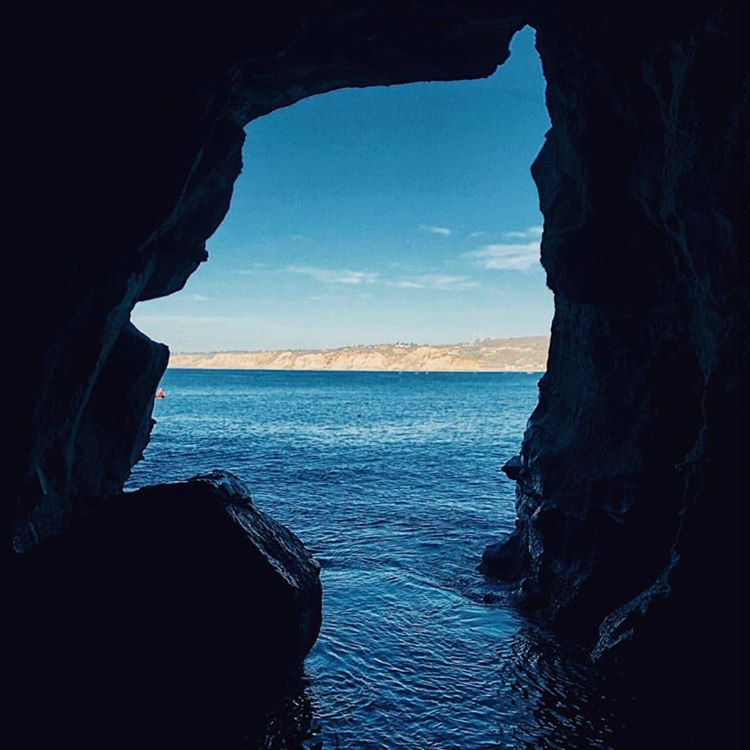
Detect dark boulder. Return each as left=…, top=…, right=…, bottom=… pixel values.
left=480, top=523, right=529, bottom=581
left=9, top=471, right=322, bottom=746
left=501, top=454, right=523, bottom=481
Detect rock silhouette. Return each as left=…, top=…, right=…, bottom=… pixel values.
left=9, top=472, right=321, bottom=746
left=6, top=1, right=744, bottom=746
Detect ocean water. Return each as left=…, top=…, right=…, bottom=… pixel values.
left=128, top=370, right=626, bottom=749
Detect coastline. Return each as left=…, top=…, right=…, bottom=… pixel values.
left=166, top=336, right=549, bottom=373
left=166, top=367, right=546, bottom=373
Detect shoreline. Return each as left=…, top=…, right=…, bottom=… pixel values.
left=165, top=367, right=545, bottom=373
left=167, top=336, right=550, bottom=373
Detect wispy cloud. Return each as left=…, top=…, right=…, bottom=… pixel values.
left=420, top=224, right=452, bottom=237
left=388, top=280, right=423, bottom=289
left=388, top=274, right=479, bottom=290
left=466, top=225, right=543, bottom=271
left=467, top=241, right=540, bottom=271
left=187, top=293, right=209, bottom=302
left=502, top=225, right=543, bottom=240
left=468, top=231, right=486, bottom=238
left=236, top=262, right=269, bottom=274
left=285, top=265, right=379, bottom=285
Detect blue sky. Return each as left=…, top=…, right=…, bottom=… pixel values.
left=133, top=27, right=552, bottom=352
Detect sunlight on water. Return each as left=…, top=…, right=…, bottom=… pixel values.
left=129, top=371, right=627, bottom=748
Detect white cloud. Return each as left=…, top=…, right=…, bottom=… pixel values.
left=389, top=280, right=423, bottom=289
left=187, top=293, right=209, bottom=302
left=285, top=265, right=379, bottom=285
left=388, top=274, right=479, bottom=290
left=468, top=231, right=486, bottom=238
left=420, top=224, right=452, bottom=237
left=502, top=225, right=543, bottom=240
left=467, top=241, right=541, bottom=271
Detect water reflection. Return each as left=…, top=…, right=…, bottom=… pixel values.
left=255, top=617, right=636, bottom=750
left=495, top=625, right=624, bottom=749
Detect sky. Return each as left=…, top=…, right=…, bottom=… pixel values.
left=132, top=27, right=552, bottom=352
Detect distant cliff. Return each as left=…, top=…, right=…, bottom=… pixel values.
left=168, top=336, right=549, bottom=372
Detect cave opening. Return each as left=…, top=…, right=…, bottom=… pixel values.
left=123, top=27, right=602, bottom=749
left=132, top=26, right=552, bottom=357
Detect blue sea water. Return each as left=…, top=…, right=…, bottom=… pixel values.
left=129, top=370, right=625, bottom=749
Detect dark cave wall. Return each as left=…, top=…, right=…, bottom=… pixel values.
left=483, top=3, right=745, bottom=674
left=9, top=1, right=526, bottom=551
left=7, top=0, right=744, bottom=700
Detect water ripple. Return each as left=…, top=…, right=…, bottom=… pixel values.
left=129, top=371, right=627, bottom=748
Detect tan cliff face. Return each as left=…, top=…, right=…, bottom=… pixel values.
left=167, top=336, right=550, bottom=372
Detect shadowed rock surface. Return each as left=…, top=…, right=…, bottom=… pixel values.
left=9, top=471, right=322, bottom=746
left=479, top=10, right=745, bottom=733
left=6, top=0, right=745, bottom=745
